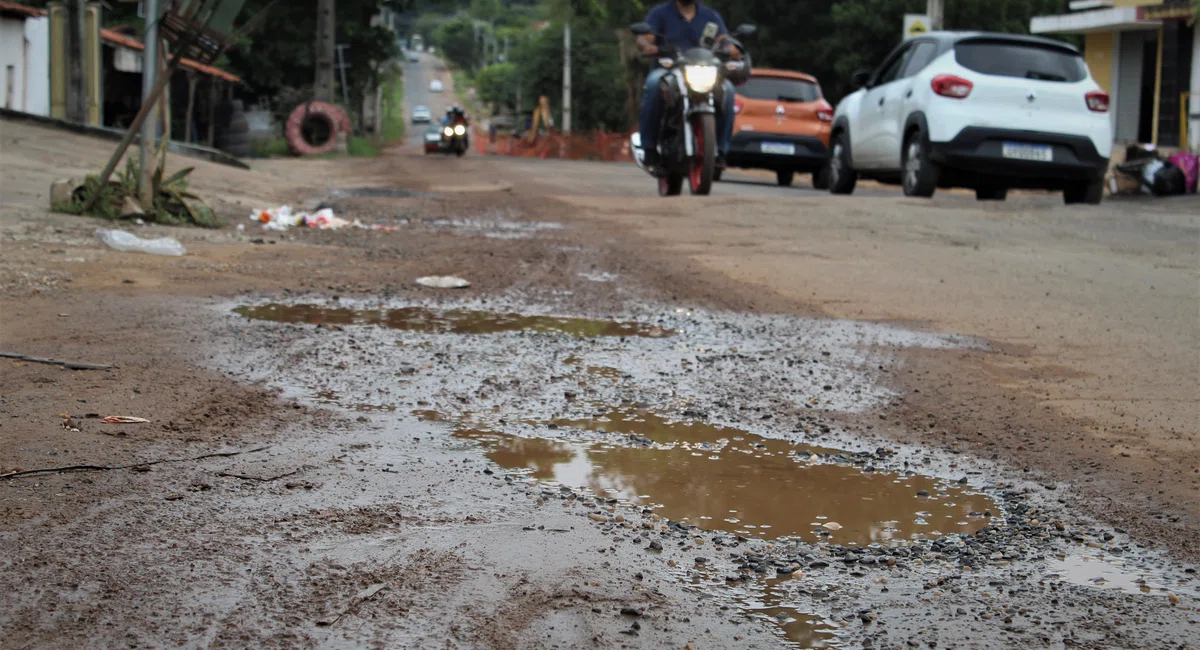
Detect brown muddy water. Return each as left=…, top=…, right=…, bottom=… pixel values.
left=453, top=409, right=996, bottom=546
left=235, top=304, right=673, bottom=338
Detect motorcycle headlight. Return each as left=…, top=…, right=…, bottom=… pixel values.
left=685, top=65, right=718, bottom=93
left=444, top=127, right=454, bottom=136
left=453, top=125, right=466, bottom=136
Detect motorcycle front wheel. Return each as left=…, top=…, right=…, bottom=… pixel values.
left=688, top=113, right=716, bottom=196
left=659, top=173, right=684, bottom=196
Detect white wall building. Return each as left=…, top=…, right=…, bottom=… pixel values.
left=0, top=6, right=50, bottom=116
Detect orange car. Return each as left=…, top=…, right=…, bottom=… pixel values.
left=727, top=69, right=834, bottom=187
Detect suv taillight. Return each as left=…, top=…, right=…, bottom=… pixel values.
left=1085, top=90, right=1109, bottom=113
left=734, top=100, right=744, bottom=114
left=931, top=75, right=973, bottom=99
left=817, top=108, right=833, bottom=122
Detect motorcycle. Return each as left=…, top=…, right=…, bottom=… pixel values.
left=441, top=114, right=469, bottom=157
left=629, top=22, right=754, bottom=196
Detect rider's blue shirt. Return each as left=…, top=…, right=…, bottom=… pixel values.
left=646, top=2, right=728, bottom=52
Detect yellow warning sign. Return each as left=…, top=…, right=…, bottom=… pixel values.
left=903, top=14, right=931, bottom=40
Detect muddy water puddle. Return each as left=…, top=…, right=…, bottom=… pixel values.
left=235, top=304, right=673, bottom=338
left=312, top=390, right=397, bottom=413
left=1046, top=553, right=1200, bottom=598
left=455, top=409, right=995, bottom=546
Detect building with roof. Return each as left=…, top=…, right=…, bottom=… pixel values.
left=1031, top=0, right=1198, bottom=150
left=0, top=0, right=242, bottom=146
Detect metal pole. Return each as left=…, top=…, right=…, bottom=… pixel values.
left=927, top=0, right=944, bottom=31
left=562, top=21, right=571, bottom=134
left=139, top=0, right=160, bottom=205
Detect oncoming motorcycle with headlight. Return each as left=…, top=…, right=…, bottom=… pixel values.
left=629, top=22, right=754, bottom=196
left=441, top=107, right=469, bottom=157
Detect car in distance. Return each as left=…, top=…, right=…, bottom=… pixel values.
left=407, top=51, right=419, bottom=63
left=423, top=125, right=443, bottom=154
left=411, top=105, right=431, bottom=123
left=429, top=79, right=444, bottom=93
left=827, top=32, right=1111, bottom=204
left=727, top=69, right=834, bottom=188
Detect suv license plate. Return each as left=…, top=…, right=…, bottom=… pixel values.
left=1002, top=142, right=1053, bottom=162
left=761, top=142, right=796, bottom=155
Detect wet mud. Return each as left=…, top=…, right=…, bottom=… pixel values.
left=236, top=303, right=673, bottom=338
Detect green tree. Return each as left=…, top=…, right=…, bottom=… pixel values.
left=436, top=15, right=480, bottom=71
left=469, top=0, right=502, bottom=22
left=475, top=62, right=517, bottom=110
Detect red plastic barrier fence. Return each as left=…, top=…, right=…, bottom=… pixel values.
left=475, top=130, right=634, bottom=163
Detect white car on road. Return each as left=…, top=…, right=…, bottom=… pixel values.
left=827, top=32, right=1111, bottom=204
left=429, top=79, right=444, bottom=93
left=411, top=105, right=431, bottom=123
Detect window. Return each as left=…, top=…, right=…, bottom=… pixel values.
left=873, top=45, right=914, bottom=86
left=739, top=76, right=821, bottom=103
left=954, top=40, right=1087, bottom=82
left=901, top=42, right=939, bottom=77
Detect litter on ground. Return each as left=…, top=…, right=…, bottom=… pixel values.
left=251, top=206, right=396, bottom=232
left=415, top=276, right=471, bottom=289
left=95, top=229, right=186, bottom=256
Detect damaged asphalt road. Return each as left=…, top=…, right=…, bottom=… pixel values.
left=2, top=119, right=1199, bottom=649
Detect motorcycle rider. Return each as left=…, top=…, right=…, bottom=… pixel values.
left=441, top=105, right=467, bottom=126
left=637, top=0, right=739, bottom=170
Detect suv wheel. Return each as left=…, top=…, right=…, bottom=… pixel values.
left=902, top=131, right=938, bottom=198
left=812, top=166, right=831, bottom=190
left=1064, top=179, right=1103, bottom=205
left=975, top=186, right=1008, bottom=201
left=828, top=133, right=856, bottom=195
left=776, top=169, right=795, bottom=187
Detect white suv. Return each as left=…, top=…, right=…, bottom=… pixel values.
left=827, top=32, right=1112, bottom=204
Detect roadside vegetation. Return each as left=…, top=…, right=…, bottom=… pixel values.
left=55, top=145, right=221, bottom=228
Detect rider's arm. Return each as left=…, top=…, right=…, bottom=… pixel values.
left=713, top=12, right=742, bottom=61
left=637, top=34, right=658, bottom=55
left=638, top=6, right=664, bottom=55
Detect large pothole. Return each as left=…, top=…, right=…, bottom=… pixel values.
left=453, top=408, right=996, bottom=546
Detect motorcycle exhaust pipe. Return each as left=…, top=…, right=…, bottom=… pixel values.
left=630, top=132, right=646, bottom=170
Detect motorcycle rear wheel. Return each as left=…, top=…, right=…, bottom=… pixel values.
left=689, top=114, right=716, bottom=195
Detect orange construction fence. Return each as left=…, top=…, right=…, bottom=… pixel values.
left=474, top=129, right=634, bottom=163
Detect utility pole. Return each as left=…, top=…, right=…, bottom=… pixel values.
left=315, top=0, right=336, bottom=102
left=562, top=21, right=571, bottom=134
left=139, top=0, right=161, bottom=206
left=927, top=0, right=944, bottom=31
left=335, top=44, right=350, bottom=108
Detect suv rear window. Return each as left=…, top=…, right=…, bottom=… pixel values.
left=954, top=40, right=1087, bottom=82
left=739, top=76, right=821, bottom=103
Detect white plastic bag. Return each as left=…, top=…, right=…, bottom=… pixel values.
left=95, top=229, right=186, bottom=256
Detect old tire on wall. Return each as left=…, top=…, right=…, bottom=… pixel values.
left=285, top=101, right=350, bottom=156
